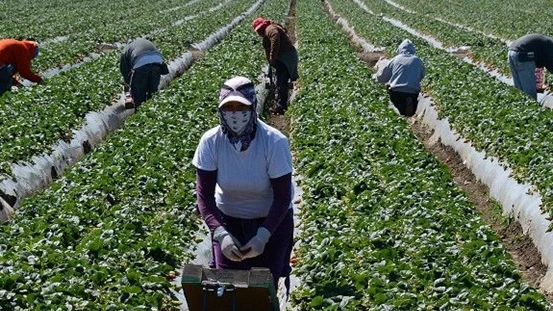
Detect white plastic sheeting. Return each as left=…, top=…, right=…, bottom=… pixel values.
left=0, top=197, right=14, bottom=223
left=382, top=0, right=512, bottom=45
left=325, top=0, right=383, bottom=52
left=329, top=1, right=553, bottom=292
left=160, top=0, right=200, bottom=14
left=0, top=0, right=266, bottom=212
left=41, top=35, right=70, bottom=46
left=171, top=0, right=232, bottom=27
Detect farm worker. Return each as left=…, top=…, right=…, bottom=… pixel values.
left=119, top=38, right=169, bottom=109
left=376, top=39, right=425, bottom=117
left=193, top=76, right=294, bottom=289
left=508, top=34, right=553, bottom=100
left=253, top=17, right=298, bottom=115
left=0, top=39, right=43, bottom=96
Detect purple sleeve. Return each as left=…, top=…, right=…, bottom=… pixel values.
left=262, top=173, right=292, bottom=234
left=196, top=168, right=223, bottom=233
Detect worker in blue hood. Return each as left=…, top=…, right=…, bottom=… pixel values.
left=376, top=39, right=425, bottom=117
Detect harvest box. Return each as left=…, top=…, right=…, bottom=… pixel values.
left=181, top=264, right=279, bottom=311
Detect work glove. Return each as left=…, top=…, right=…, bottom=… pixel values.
left=213, top=226, right=243, bottom=262
left=240, top=227, right=271, bottom=259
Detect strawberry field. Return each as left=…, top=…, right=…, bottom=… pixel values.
left=1, top=0, right=553, bottom=310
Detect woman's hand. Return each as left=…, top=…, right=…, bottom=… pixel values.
left=214, top=227, right=243, bottom=262
left=240, top=227, right=271, bottom=259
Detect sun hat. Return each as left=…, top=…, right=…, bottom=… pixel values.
left=253, top=17, right=271, bottom=32
left=218, top=76, right=257, bottom=108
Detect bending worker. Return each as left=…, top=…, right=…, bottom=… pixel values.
left=0, top=39, right=43, bottom=96
left=376, top=39, right=425, bottom=117
left=253, top=17, right=298, bottom=115
left=119, top=38, right=169, bottom=109
left=508, top=33, right=553, bottom=100
left=193, top=76, right=294, bottom=288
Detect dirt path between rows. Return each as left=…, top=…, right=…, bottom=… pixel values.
left=409, top=118, right=552, bottom=302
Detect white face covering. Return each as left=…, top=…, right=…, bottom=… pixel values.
left=222, top=110, right=251, bottom=135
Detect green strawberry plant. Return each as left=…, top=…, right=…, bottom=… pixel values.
left=0, top=0, right=287, bottom=309
left=330, top=0, right=553, bottom=227
left=289, top=0, right=549, bottom=309
left=0, top=0, right=255, bottom=179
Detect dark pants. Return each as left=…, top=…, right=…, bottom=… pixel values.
left=388, top=90, right=419, bottom=117
left=274, top=61, right=292, bottom=112
left=129, top=63, right=162, bottom=106
left=212, top=209, right=294, bottom=289
left=0, top=65, right=13, bottom=96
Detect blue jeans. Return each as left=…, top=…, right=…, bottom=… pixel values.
left=508, top=50, right=537, bottom=99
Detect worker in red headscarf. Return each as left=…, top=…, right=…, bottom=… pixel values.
left=253, top=17, right=298, bottom=115
left=0, top=39, right=43, bottom=96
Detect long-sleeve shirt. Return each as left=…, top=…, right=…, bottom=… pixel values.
left=509, top=34, right=553, bottom=72
left=0, top=39, right=41, bottom=83
left=262, top=24, right=296, bottom=65
left=119, top=38, right=163, bottom=84
left=193, top=120, right=294, bottom=234
left=196, top=169, right=292, bottom=234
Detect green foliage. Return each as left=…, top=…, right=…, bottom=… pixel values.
left=0, top=0, right=288, bottom=309
left=290, top=0, right=549, bottom=309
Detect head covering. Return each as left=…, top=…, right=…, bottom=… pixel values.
left=218, top=77, right=258, bottom=151
left=397, top=39, right=415, bottom=55
left=253, top=17, right=272, bottom=32
left=21, top=40, right=39, bottom=59
left=34, top=44, right=40, bottom=58
left=218, top=76, right=257, bottom=108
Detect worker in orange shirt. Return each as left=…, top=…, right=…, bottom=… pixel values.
left=0, top=39, right=43, bottom=96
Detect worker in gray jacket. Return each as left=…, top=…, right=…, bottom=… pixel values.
left=119, top=38, right=169, bottom=108
left=376, top=39, right=425, bottom=117
left=508, top=34, right=553, bottom=100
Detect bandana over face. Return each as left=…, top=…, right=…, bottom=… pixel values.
left=218, top=77, right=258, bottom=151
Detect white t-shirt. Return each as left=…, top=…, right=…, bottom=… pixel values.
left=192, top=120, right=293, bottom=219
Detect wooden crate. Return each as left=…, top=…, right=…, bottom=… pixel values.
left=181, top=264, right=280, bottom=311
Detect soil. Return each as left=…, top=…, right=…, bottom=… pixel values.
left=357, top=51, right=386, bottom=68
left=190, top=49, right=205, bottom=60
left=285, top=0, right=297, bottom=45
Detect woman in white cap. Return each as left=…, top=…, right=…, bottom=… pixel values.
left=192, top=76, right=294, bottom=289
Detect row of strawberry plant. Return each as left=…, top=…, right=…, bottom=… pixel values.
left=358, top=0, right=510, bottom=75
left=33, top=0, right=226, bottom=72
left=0, top=0, right=255, bottom=178
left=0, top=0, right=186, bottom=44
left=289, top=0, right=549, bottom=309
left=0, top=0, right=289, bottom=308
left=329, top=0, right=553, bottom=224
left=388, top=0, right=553, bottom=40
